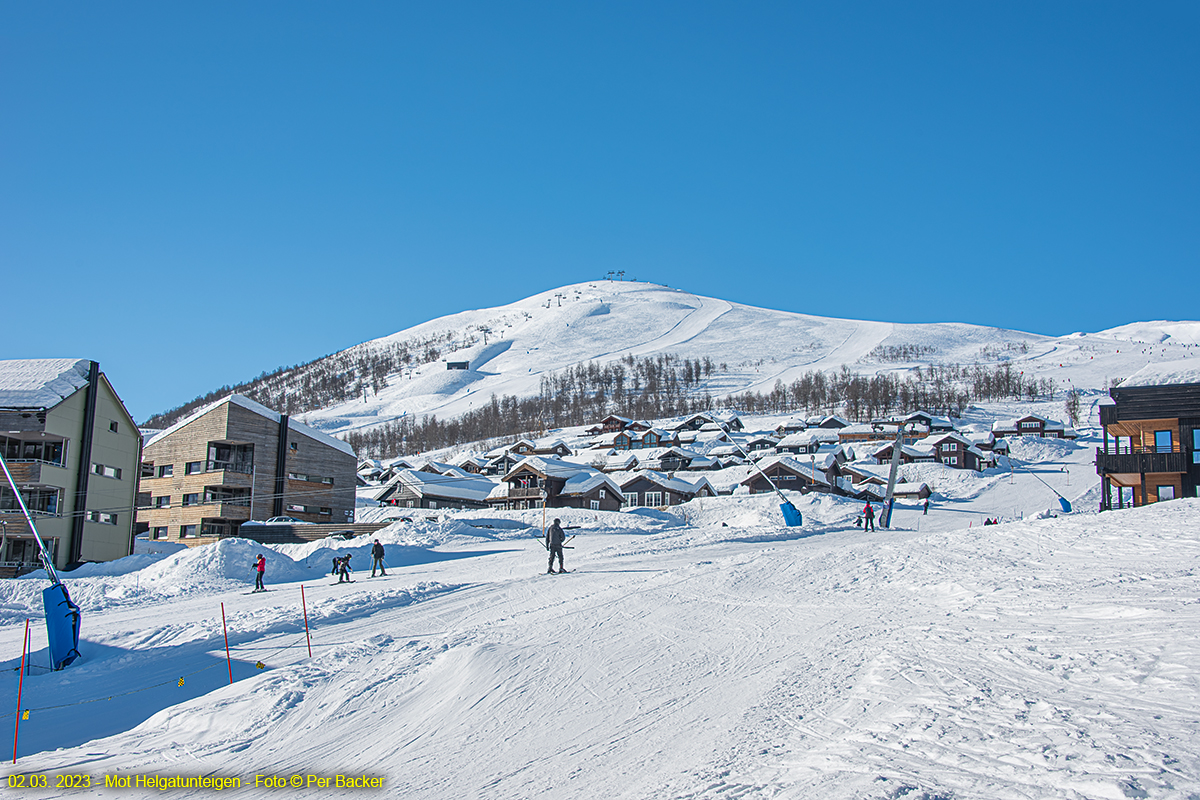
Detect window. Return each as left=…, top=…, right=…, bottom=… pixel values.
left=622, top=492, right=638, bottom=506
left=1157, top=485, right=1176, bottom=501
left=185, top=461, right=203, bottom=475
left=180, top=524, right=198, bottom=538
left=87, top=511, right=117, bottom=525
left=182, top=493, right=200, bottom=506
left=1, top=436, right=67, bottom=466
left=590, top=500, right=600, bottom=510
left=289, top=442, right=298, bottom=451
left=153, top=527, right=168, bottom=540
left=154, top=496, right=171, bottom=508
left=942, top=442, right=958, bottom=451
left=942, top=456, right=958, bottom=466
left=1019, top=420, right=1040, bottom=431
left=779, top=474, right=796, bottom=480
left=109, top=420, right=119, bottom=433
left=1194, top=430, right=1200, bottom=464
left=320, top=507, right=331, bottom=516
left=1155, top=430, right=1173, bottom=453
left=645, top=491, right=663, bottom=507
left=91, top=463, right=122, bottom=479
left=141, top=462, right=155, bottom=478
left=0, top=486, right=59, bottom=515
left=288, top=472, right=334, bottom=485
left=429, top=501, right=437, bottom=509
left=158, top=464, right=174, bottom=478
left=599, top=489, right=606, bottom=499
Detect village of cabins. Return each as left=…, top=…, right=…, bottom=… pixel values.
left=360, top=408, right=1076, bottom=516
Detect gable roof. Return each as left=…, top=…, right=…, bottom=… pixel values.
left=503, top=456, right=623, bottom=497
left=146, top=394, right=355, bottom=457
left=372, top=469, right=497, bottom=503
left=0, top=358, right=91, bottom=409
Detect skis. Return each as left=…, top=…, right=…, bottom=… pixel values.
left=331, top=580, right=356, bottom=585
left=245, top=589, right=270, bottom=594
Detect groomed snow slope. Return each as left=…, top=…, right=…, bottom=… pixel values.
left=1, top=494, right=1197, bottom=799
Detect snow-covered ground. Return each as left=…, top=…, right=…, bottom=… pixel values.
left=1, top=444, right=1197, bottom=798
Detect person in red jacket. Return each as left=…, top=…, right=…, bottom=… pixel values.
left=253, top=554, right=266, bottom=592
left=863, top=502, right=876, bottom=532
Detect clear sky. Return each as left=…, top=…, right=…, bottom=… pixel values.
left=3, top=2, right=1197, bottom=421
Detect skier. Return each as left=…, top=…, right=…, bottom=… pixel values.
left=337, top=553, right=353, bottom=583
left=253, top=554, right=266, bottom=592
left=545, top=518, right=566, bottom=574
left=863, top=501, right=875, bottom=532
left=371, top=539, right=387, bottom=577
left=923, top=498, right=930, bottom=516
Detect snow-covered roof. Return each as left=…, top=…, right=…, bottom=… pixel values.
left=373, top=469, right=497, bottom=503
left=748, top=455, right=831, bottom=485
left=613, top=469, right=713, bottom=496
left=992, top=415, right=1066, bottom=433
left=0, top=358, right=91, bottom=409
left=777, top=429, right=841, bottom=447
left=146, top=394, right=355, bottom=457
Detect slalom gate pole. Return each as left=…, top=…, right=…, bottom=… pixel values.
left=12, top=619, right=29, bottom=764
left=301, top=586, right=312, bottom=658
left=221, top=603, right=233, bottom=685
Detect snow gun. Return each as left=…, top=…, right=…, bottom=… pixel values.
left=726, top=433, right=802, bottom=527
left=0, top=452, right=82, bottom=670
left=1010, top=458, right=1072, bottom=513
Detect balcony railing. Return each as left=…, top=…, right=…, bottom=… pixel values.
left=206, top=460, right=254, bottom=474
left=1096, top=448, right=1189, bottom=475
left=509, top=487, right=545, bottom=498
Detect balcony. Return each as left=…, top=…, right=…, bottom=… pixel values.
left=205, top=460, right=253, bottom=475
left=509, top=486, right=546, bottom=498
left=1096, top=445, right=1189, bottom=476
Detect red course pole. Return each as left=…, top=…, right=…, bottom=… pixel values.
left=300, top=585, right=312, bottom=658
left=13, top=619, right=29, bottom=764
left=221, top=603, right=233, bottom=685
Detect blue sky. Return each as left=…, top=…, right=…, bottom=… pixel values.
left=3, top=2, right=1197, bottom=421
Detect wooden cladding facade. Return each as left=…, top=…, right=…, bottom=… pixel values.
left=138, top=399, right=356, bottom=544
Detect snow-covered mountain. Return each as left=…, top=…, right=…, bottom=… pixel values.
left=299, top=281, right=1200, bottom=436
left=148, top=281, right=1200, bottom=436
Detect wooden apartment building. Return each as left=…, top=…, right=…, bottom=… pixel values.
left=1096, top=382, right=1200, bottom=508
left=137, top=395, right=356, bottom=544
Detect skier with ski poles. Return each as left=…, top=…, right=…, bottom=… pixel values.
left=546, top=518, right=566, bottom=574
left=253, top=554, right=266, bottom=592
left=371, top=539, right=387, bottom=577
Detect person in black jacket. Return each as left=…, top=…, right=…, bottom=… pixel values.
left=371, top=539, right=387, bottom=577
left=545, top=518, right=566, bottom=574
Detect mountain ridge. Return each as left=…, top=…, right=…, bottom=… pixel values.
left=144, top=281, right=1200, bottom=437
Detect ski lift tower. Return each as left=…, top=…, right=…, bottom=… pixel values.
left=0, top=452, right=82, bottom=670
left=877, top=420, right=916, bottom=529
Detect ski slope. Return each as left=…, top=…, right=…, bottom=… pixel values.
left=1, top=438, right=1197, bottom=798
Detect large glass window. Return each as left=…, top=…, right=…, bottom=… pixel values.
left=0, top=486, right=59, bottom=515
left=1157, top=485, right=1176, bottom=501
left=0, top=435, right=66, bottom=465
left=1155, top=430, right=1173, bottom=453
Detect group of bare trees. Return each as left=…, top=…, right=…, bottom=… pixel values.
left=344, top=356, right=1060, bottom=459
